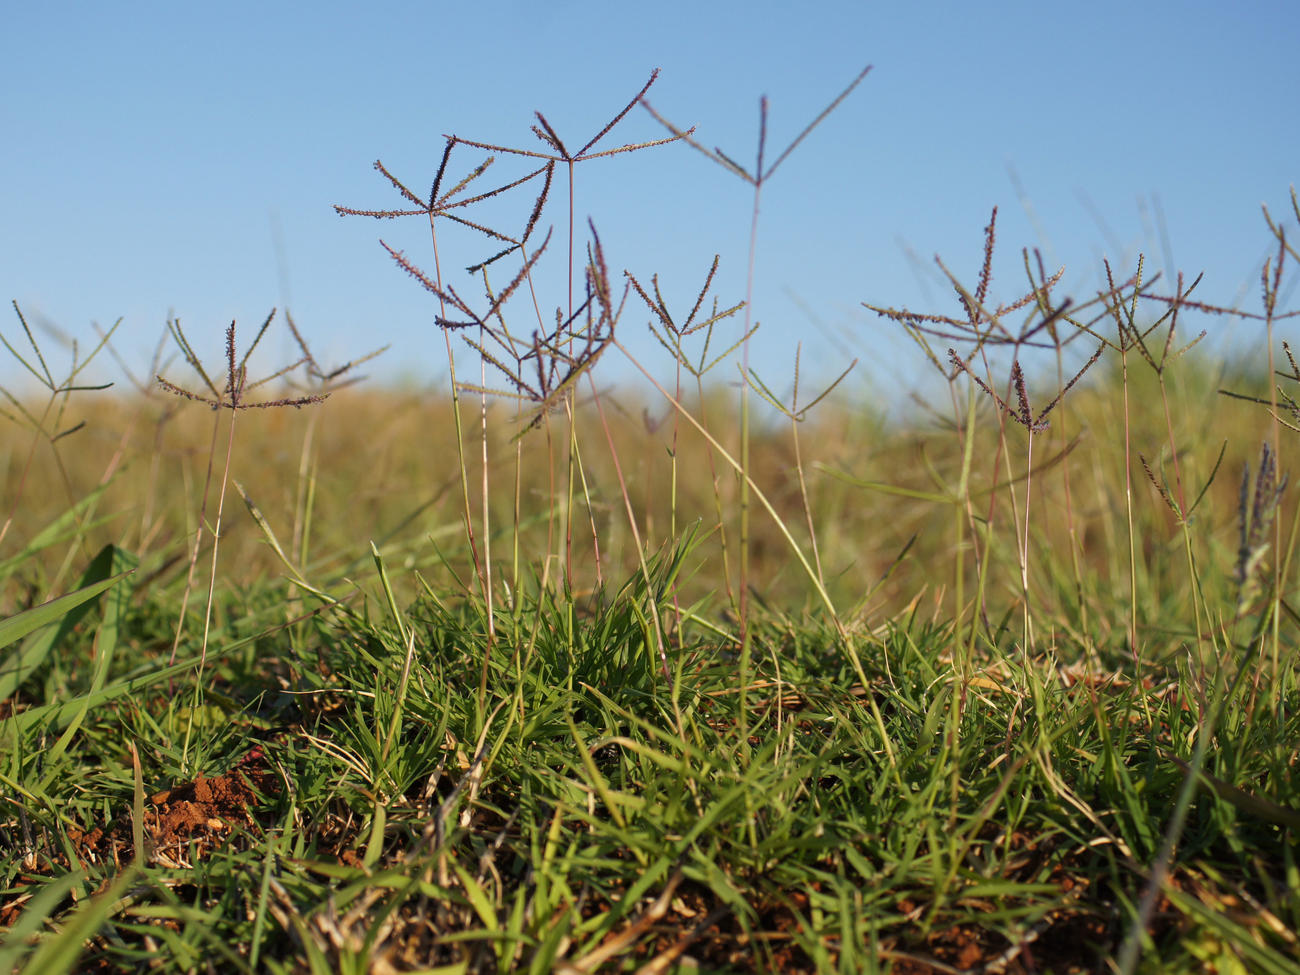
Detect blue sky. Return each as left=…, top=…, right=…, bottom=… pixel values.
left=4, top=1, right=1297, bottom=404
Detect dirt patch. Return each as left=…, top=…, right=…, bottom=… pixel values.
left=61, top=746, right=282, bottom=871
left=0, top=747, right=283, bottom=934
left=140, top=760, right=275, bottom=865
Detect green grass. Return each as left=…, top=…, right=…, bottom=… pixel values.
left=2, top=70, right=1299, bottom=973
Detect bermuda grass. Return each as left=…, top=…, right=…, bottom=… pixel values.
left=2, top=68, right=1298, bottom=974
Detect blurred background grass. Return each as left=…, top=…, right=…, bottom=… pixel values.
left=2, top=351, right=1281, bottom=669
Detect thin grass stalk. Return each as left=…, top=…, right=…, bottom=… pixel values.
left=512, top=422, right=523, bottom=602
left=955, top=378, right=978, bottom=660
left=1028, top=252, right=1093, bottom=648
left=944, top=380, right=981, bottom=832
left=285, top=403, right=321, bottom=652
left=789, top=413, right=824, bottom=588
left=563, top=161, right=579, bottom=587
left=787, top=353, right=826, bottom=588
left=180, top=403, right=238, bottom=772
left=1160, top=408, right=1215, bottom=700
left=1053, top=349, right=1092, bottom=651
left=1260, top=470, right=1299, bottom=717
left=641, top=69, right=870, bottom=631
left=1264, top=198, right=1300, bottom=709
left=961, top=336, right=1010, bottom=641
left=1113, top=258, right=1154, bottom=724
left=587, top=380, right=669, bottom=677
left=1019, top=421, right=1036, bottom=652
left=1230, top=233, right=1291, bottom=718
left=418, top=209, right=496, bottom=707
left=1263, top=241, right=1283, bottom=687
left=476, top=316, right=495, bottom=701
left=168, top=409, right=222, bottom=667
left=517, top=208, right=607, bottom=597
left=613, top=338, right=869, bottom=692
left=670, top=363, right=682, bottom=543
left=543, top=415, right=558, bottom=593
left=569, top=406, right=604, bottom=590
left=696, top=373, right=737, bottom=609
left=735, top=101, right=766, bottom=745
left=985, top=389, right=1022, bottom=642
left=1119, top=325, right=1143, bottom=674
left=660, top=371, right=687, bottom=642
left=1146, top=292, right=1214, bottom=686
left=564, top=406, right=579, bottom=590
left=508, top=239, right=560, bottom=598
left=977, top=368, right=1012, bottom=643
left=746, top=351, right=855, bottom=598
left=422, top=192, right=485, bottom=595
left=292, top=405, right=319, bottom=571
left=441, top=339, right=486, bottom=612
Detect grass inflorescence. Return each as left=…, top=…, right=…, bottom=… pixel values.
left=2, top=71, right=1299, bottom=974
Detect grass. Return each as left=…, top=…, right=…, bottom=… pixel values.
left=2, top=68, right=1299, bottom=973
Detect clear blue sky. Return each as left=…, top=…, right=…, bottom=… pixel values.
left=4, top=1, right=1297, bottom=403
